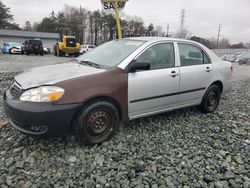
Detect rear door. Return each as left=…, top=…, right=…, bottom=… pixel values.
left=177, top=43, right=214, bottom=105
left=128, top=42, right=180, bottom=119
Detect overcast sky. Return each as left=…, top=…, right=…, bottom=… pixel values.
left=2, top=0, right=250, bottom=43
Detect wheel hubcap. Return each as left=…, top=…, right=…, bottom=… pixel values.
left=87, top=110, right=111, bottom=135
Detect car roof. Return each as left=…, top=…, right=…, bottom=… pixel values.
left=124, top=37, right=197, bottom=44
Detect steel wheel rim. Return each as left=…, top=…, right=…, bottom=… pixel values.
left=86, top=110, right=112, bottom=136
left=207, top=90, right=219, bottom=110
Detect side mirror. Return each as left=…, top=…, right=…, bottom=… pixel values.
left=129, top=62, right=150, bottom=73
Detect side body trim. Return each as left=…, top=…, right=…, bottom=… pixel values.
left=130, top=87, right=206, bottom=103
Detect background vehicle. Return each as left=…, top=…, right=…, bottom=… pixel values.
left=22, top=39, right=44, bottom=55
left=222, top=54, right=238, bottom=63
left=53, top=35, right=80, bottom=57
left=238, top=52, right=250, bottom=65
left=43, top=47, right=51, bottom=55
left=1, top=42, right=22, bottom=54
left=80, top=45, right=96, bottom=54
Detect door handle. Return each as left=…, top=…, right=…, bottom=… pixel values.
left=206, top=67, right=212, bottom=72
left=170, top=70, right=179, bottom=77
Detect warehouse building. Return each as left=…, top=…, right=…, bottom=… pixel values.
left=0, top=29, right=60, bottom=49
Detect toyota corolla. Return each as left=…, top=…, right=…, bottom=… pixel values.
left=3, top=37, right=232, bottom=145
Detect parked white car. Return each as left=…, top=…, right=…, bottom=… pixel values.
left=2, top=42, right=22, bottom=54
left=80, top=45, right=96, bottom=54
left=4, top=37, right=232, bottom=145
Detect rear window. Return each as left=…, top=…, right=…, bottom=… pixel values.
left=178, top=43, right=210, bottom=66
left=29, top=40, right=42, bottom=45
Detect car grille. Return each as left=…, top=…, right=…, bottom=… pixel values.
left=10, top=81, right=22, bottom=97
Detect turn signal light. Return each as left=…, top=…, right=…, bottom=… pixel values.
left=49, top=91, right=64, bottom=102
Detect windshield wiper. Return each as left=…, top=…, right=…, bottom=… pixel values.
left=79, top=60, right=101, bottom=68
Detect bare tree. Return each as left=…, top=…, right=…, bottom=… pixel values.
left=23, top=21, right=32, bottom=31
left=155, top=25, right=163, bottom=37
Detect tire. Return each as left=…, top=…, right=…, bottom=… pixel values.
left=57, top=46, right=63, bottom=57
left=74, top=52, right=80, bottom=57
left=53, top=45, right=57, bottom=56
left=75, top=101, right=119, bottom=145
left=9, top=49, right=12, bottom=54
left=200, top=85, right=221, bottom=113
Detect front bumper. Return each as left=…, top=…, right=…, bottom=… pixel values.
left=61, top=47, right=80, bottom=53
left=3, top=90, right=81, bottom=137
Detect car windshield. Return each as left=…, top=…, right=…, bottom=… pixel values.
left=77, top=39, right=145, bottom=68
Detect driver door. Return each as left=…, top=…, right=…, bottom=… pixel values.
left=128, top=42, right=180, bottom=119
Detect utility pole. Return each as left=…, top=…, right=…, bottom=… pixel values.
left=216, top=24, right=221, bottom=49
left=114, top=0, right=122, bottom=39
left=166, top=23, right=169, bottom=37
left=180, top=9, right=185, bottom=38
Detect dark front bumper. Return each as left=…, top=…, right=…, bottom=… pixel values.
left=3, top=90, right=81, bottom=137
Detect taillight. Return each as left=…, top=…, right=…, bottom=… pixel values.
left=230, top=65, right=233, bottom=72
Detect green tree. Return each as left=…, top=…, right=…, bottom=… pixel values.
left=0, top=0, right=20, bottom=29
left=36, top=17, right=58, bottom=33
left=36, top=11, right=58, bottom=33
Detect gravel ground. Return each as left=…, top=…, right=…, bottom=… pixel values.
left=0, top=56, right=249, bottom=187
left=0, top=54, right=72, bottom=73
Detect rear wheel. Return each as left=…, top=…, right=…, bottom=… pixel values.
left=57, top=46, right=64, bottom=57
left=200, top=85, right=221, bottom=113
left=74, top=52, right=80, bottom=57
left=75, top=101, right=119, bottom=145
left=53, top=45, right=57, bottom=56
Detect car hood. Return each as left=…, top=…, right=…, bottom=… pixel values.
left=15, top=63, right=106, bottom=90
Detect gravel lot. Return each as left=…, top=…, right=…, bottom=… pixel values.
left=0, top=55, right=249, bottom=188
left=0, top=54, right=72, bottom=73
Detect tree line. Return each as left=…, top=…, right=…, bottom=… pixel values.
left=0, top=0, right=247, bottom=49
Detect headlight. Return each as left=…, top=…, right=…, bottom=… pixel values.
left=20, top=86, right=64, bottom=102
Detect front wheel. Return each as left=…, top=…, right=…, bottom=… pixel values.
left=75, top=101, right=119, bottom=145
left=74, top=52, right=80, bottom=57
left=200, top=85, right=221, bottom=113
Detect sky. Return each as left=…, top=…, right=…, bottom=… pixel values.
left=2, top=0, right=250, bottom=43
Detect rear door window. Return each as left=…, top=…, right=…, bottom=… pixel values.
left=178, top=43, right=210, bottom=66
